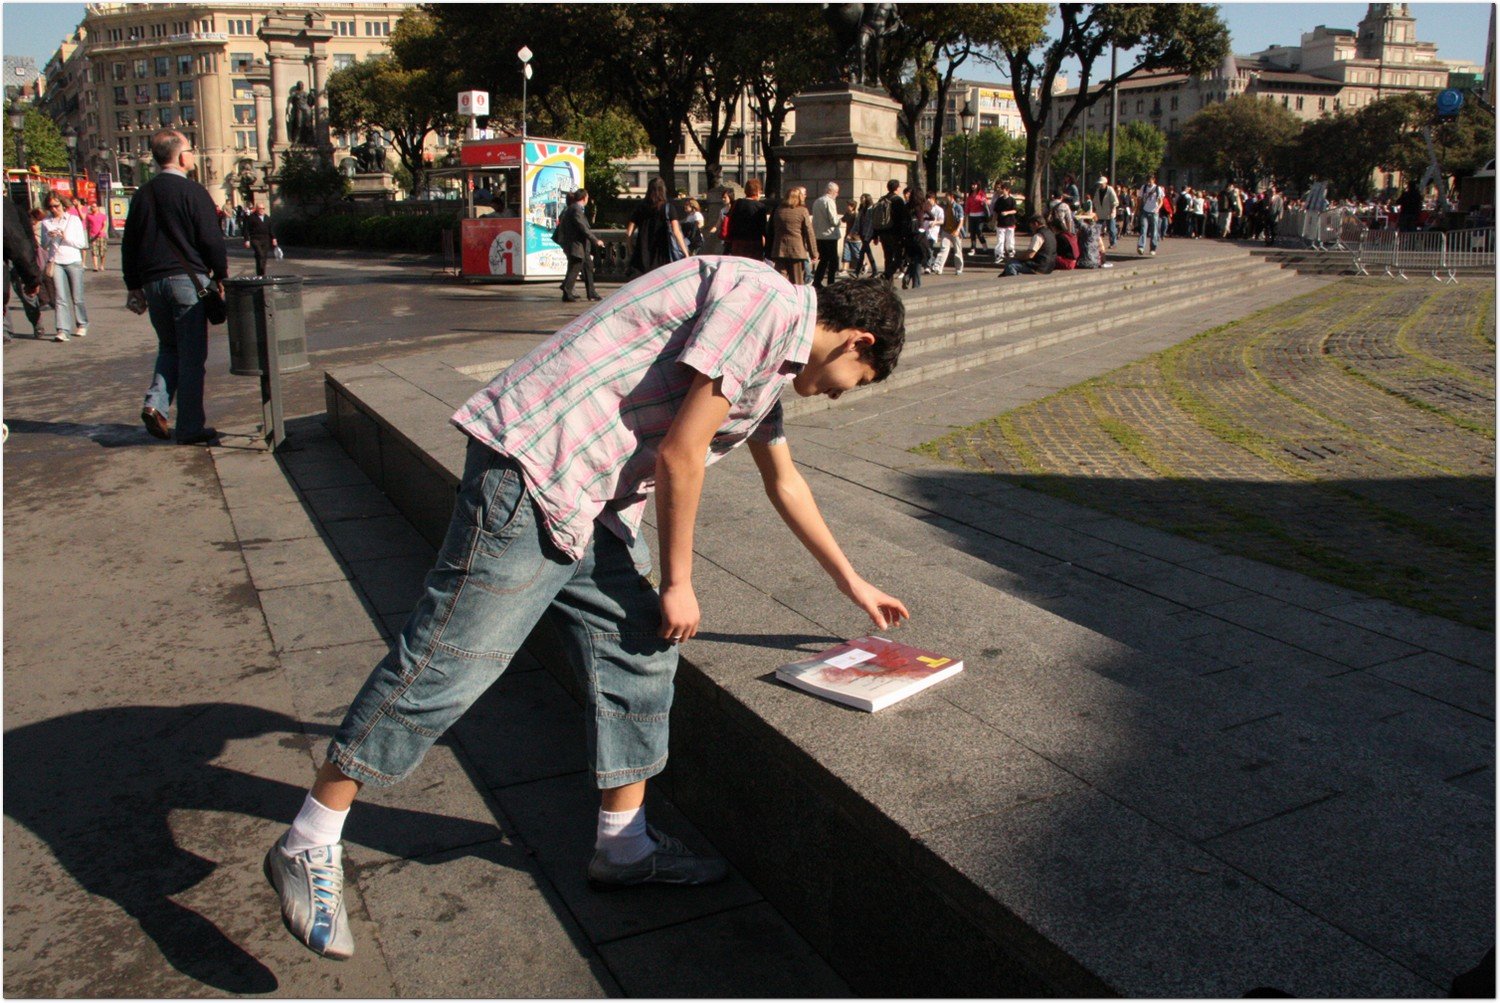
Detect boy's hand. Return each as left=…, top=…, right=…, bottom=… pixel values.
left=659, top=583, right=701, bottom=644
left=842, top=576, right=910, bottom=631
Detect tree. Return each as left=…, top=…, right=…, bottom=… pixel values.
left=4, top=109, right=69, bottom=172
left=995, top=3, right=1231, bottom=207
left=940, top=126, right=1026, bottom=190
left=276, top=149, right=351, bottom=208
left=565, top=108, right=648, bottom=204
left=1170, top=94, right=1301, bottom=187
left=1050, top=121, right=1164, bottom=189
left=741, top=7, right=829, bottom=197
left=879, top=4, right=1049, bottom=192
left=326, top=10, right=458, bottom=196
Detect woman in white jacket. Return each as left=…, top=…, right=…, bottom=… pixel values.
left=39, top=196, right=90, bottom=341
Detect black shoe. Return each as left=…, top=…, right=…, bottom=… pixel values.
left=587, top=294, right=602, bottom=301
left=141, top=406, right=171, bottom=440
left=562, top=293, right=580, bottom=303
left=176, top=427, right=220, bottom=446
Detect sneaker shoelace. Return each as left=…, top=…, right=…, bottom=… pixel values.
left=646, top=827, right=688, bottom=857
left=305, top=852, right=344, bottom=927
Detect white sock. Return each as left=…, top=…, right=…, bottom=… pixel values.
left=595, top=806, right=656, bottom=865
left=284, top=793, right=349, bottom=854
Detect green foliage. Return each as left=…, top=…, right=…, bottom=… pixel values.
left=4, top=109, right=70, bottom=172
left=565, top=108, right=649, bottom=204
left=1170, top=93, right=1302, bottom=187
left=275, top=149, right=351, bottom=207
left=940, top=127, right=1027, bottom=189
left=997, top=3, right=1231, bottom=205
left=326, top=10, right=459, bottom=195
left=273, top=210, right=461, bottom=253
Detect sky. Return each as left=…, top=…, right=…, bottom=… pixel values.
left=1, top=2, right=1493, bottom=77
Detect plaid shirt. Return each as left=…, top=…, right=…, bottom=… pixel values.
left=452, top=256, right=817, bottom=560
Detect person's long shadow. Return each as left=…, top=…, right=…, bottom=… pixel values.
left=4, top=703, right=505, bottom=994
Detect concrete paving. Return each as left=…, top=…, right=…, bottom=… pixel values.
left=2, top=245, right=847, bottom=996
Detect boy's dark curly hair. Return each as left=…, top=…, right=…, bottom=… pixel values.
left=813, top=278, right=906, bottom=382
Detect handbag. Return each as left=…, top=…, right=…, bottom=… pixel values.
left=148, top=182, right=227, bottom=325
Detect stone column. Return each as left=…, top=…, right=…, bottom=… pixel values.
left=266, top=51, right=294, bottom=153
left=309, top=52, right=333, bottom=155
left=251, top=82, right=272, bottom=166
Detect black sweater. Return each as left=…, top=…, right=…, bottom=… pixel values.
left=122, top=172, right=229, bottom=290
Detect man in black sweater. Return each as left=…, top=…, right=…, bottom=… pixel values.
left=242, top=204, right=276, bottom=276
left=123, top=129, right=229, bottom=446
left=4, top=198, right=42, bottom=344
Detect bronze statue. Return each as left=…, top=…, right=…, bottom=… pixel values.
left=286, top=82, right=313, bottom=146
left=352, top=131, right=386, bottom=173
left=821, top=3, right=903, bottom=87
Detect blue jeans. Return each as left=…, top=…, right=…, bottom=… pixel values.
left=52, top=261, right=88, bottom=334
left=143, top=273, right=211, bottom=440
left=329, top=440, right=677, bottom=790
left=1105, top=217, right=1119, bottom=246
left=1138, top=211, right=1159, bottom=252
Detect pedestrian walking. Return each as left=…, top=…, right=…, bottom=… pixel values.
left=85, top=201, right=108, bottom=271
left=811, top=182, right=842, bottom=287
left=932, top=191, right=964, bottom=275
left=680, top=198, right=705, bottom=256
left=18, top=208, right=55, bottom=338
left=559, top=188, right=604, bottom=303
left=1137, top=176, right=1164, bottom=256
left=39, top=195, right=90, bottom=342
left=853, top=193, right=878, bottom=277
left=124, top=129, right=229, bottom=446
left=990, top=183, right=1019, bottom=260
left=243, top=204, right=277, bottom=277
left=964, top=182, right=990, bottom=253
left=262, top=257, right=911, bottom=961
left=626, top=177, right=689, bottom=277
left=873, top=179, right=908, bottom=282
left=4, top=198, right=42, bottom=345
left=769, top=185, right=817, bottom=286
left=840, top=198, right=862, bottom=276
left=724, top=178, right=769, bottom=260
left=1096, top=177, right=1119, bottom=249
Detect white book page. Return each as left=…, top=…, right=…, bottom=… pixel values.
left=823, top=648, right=878, bottom=670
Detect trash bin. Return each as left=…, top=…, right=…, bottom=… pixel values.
left=224, top=275, right=310, bottom=376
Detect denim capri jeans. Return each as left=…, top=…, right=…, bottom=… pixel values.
left=328, top=437, right=677, bottom=790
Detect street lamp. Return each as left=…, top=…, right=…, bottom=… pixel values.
left=960, top=98, right=977, bottom=191
left=517, top=45, right=533, bottom=139
left=62, top=124, right=78, bottom=199
left=8, top=99, right=26, bottom=173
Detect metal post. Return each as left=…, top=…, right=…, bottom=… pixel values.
left=259, top=285, right=286, bottom=450
left=1108, top=44, right=1118, bottom=186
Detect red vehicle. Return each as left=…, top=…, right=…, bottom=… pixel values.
left=5, top=168, right=98, bottom=212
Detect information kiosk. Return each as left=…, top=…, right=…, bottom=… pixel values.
left=457, top=137, right=585, bottom=282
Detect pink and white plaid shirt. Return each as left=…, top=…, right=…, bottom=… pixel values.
left=452, top=256, right=817, bottom=560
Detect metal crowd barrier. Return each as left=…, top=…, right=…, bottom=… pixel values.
left=1353, top=227, right=1495, bottom=282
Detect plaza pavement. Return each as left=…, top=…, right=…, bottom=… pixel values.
left=3, top=237, right=1492, bottom=995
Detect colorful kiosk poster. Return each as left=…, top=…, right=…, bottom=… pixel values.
left=458, top=137, right=585, bottom=282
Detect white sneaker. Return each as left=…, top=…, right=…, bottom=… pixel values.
left=74, top=325, right=87, bottom=338
left=52, top=332, right=70, bottom=342
left=264, top=834, right=354, bottom=960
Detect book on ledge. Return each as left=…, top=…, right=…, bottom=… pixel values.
left=775, top=635, right=964, bottom=712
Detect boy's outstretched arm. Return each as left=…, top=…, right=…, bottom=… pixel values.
left=748, top=438, right=910, bottom=630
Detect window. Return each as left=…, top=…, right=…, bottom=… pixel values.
left=1295, top=95, right=1304, bottom=110
left=128, top=25, right=144, bottom=40
left=1135, top=99, right=1143, bottom=113
left=234, top=104, right=255, bottom=124
left=155, top=56, right=171, bottom=77
left=1318, top=96, right=1327, bottom=111
left=181, top=105, right=196, bottom=124
left=333, top=53, right=356, bottom=70
left=228, top=18, right=255, bottom=35
left=107, top=28, right=123, bottom=42
left=112, top=62, right=127, bottom=81
left=159, top=107, right=174, bottom=126
left=157, top=82, right=173, bottom=101
left=114, top=86, right=128, bottom=106
left=116, top=111, right=129, bottom=129
left=235, top=129, right=257, bottom=150
left=135, top=84, right=150, bottom=104
left=178, top=54, right=193, bottom=75
left=1169, top=118, right=1177, bottom=133
left=172, top=20, right=189, bottom=34
left=199, top=19, right=211, bottom=32
left=150, top=23, right=167, bottom=38
left=332, top=19, right=356, bottom=36
left=136, top=109, right=149, bottom=128
left=1170, top=95, right=1178, bottom=110
left=230, top=52, right=255, bottom=72
left=117, top=136, right=130, bottom=154
left=1282, top=94, right=1290, bottom=106
left=138, top=135, right=151, bottom=154
left=365, top=20, right=390, bottom=36
left=232, top=79, right=254, bottom=98
left=134, top=59, right=149, bottom=79
left=179, top=80, right=195, bottom=100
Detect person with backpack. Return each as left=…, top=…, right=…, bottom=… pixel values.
left=872, top=179, right=908, bottom=282
left=625, top=177, right=689, bottom=277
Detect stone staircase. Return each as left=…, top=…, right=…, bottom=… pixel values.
left=322, top=245, right=1492, bottom=997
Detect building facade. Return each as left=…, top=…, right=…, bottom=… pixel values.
left=1046, top=3, right=1473, bottom=186
left=55, top=2, right=408, bottom=207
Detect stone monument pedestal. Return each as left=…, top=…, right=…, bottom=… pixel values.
left=773, top=84, right=916, bottom=201
left=349, top=172, right=396, bottom=201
